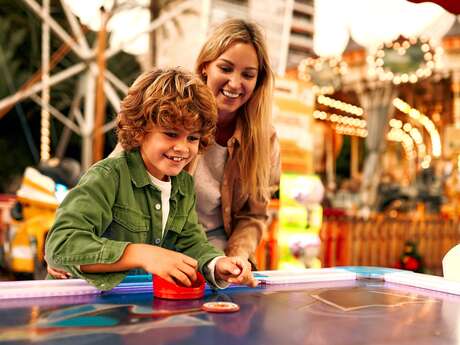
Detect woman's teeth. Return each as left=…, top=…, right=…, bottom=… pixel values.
left=222, top=90, right=239, bottom=98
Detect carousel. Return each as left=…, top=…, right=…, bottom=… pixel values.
left=289, top=5, right=460, bottom=274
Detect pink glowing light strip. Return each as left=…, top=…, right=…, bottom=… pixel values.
left=0, top=279, right=101, bottom=299
left=384, top=271, right=460, bottom=296
left=255, top=268, right=357, bottom=285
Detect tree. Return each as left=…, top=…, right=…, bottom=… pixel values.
left=0, top=0, right=141, bottom=192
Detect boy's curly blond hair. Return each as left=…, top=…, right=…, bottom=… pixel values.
left=116, top=68, right=217, bottom=152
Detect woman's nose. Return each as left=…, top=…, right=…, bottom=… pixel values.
left=227, top=73, right=242, bottom=88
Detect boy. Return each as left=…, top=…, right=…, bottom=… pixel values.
left=45, top=68, right=257, bottom=290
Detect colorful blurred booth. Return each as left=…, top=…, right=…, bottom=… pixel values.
left=256, top=79, right=323, bottom=270
left=2, top=158, right=80, bottom=279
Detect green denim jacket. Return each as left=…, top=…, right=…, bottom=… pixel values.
left=45, top=149, right=224, bottom=290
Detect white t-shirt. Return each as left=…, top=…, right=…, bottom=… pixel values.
left=147, top=172, right=171, bottom=235
left=147, top=171, right=228, bottom=288
left=194, top=144, right=228, bottom=231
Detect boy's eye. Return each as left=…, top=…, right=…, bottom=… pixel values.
left=164, top=131, right=177, bottom=138
left=188, top=135, right=200, bottom=142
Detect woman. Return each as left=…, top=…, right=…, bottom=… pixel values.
left=48, top=19, right=280, bottom=279
left=191, top=18, right=280, bottom=265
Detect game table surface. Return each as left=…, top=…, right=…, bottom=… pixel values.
left=1, top=267, right=460, bottom=345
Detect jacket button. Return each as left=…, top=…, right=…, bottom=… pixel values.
left=155, top=203, right=161, bottom=210
left=154, top=238, right=161, bottom=245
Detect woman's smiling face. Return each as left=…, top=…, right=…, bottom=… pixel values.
left=202, top=42, right=259, bottom=121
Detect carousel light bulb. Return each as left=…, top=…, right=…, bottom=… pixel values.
left=403, top=123, right=412, bottom=132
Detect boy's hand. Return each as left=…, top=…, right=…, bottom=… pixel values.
left=138, top=245, right=198, bottom=287
left=215, top=256, right=259, bottom=287
left=47, top=265, right=72, bottom=279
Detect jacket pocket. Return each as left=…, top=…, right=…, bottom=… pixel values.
left=104, top=205, right=150, bottom=243
left=162, top=215, right=187, bottom=251
left=165, top=215, right=187, bottom=236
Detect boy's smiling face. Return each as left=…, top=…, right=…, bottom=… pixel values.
left=140, top=125, right=201, bottom=181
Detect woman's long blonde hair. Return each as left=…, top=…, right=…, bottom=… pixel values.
left=195, top=19, right=274, bottom=200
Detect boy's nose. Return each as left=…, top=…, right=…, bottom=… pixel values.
left=173, top=142, right=189, bottom=153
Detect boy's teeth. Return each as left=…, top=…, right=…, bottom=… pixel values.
left=172, top=157, right=183, bottom=162
left=222, top=90, right=239, bottom=98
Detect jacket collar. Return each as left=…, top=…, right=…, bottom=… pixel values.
left=126, top=149, right=150, bottom=188
left=126, top=149, right=185, bottom=196
left=228, top=117, right=242, bottom=153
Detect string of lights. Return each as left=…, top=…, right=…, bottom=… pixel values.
left=393, top=98, right=441, bottom=159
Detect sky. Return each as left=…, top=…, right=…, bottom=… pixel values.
left=62, top=0, right=457, bottom=57
left=314, top=0, right=456, bottom=56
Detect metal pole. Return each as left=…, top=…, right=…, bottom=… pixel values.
left=30, top=94, right=81, bottom=134
left=93, top=7, right=109, bottom=163
left=23, top=0, right=88, bottom=59
left=59, top=0, right=91, bottom=53
left=351, top=135, right=359, bottom=178
left=82, top=71, right=96, bottom=170
left=40, top=0, right=51, bottom=162
left=55, top=84, right=84, bottom=159
left=105, top=0, right=196, bottom=59
left=0, top=63, right=86, bottom=112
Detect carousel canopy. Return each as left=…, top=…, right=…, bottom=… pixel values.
left=407, top=0, right=460, bottom=14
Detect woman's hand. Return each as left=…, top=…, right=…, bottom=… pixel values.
left=215, top=256, right=258, bottom=287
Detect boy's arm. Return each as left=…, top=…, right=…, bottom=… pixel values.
left=81, top=243, right=199, bottom=287
left=45, top=165, right=129, bottom=288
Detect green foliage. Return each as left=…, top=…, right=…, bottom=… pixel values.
left=0, top=115, right=37, bottom=193
left=0, top=2, right=40, bottom=97
left=0, top=1, right=141, bottom=192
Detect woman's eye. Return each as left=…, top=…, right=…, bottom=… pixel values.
left=219, top=66, right=232, bottom=73
left=243, top=73, right=256, bottom=80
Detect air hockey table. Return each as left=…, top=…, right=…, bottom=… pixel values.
left=2, top=267, right=460, bottom=345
